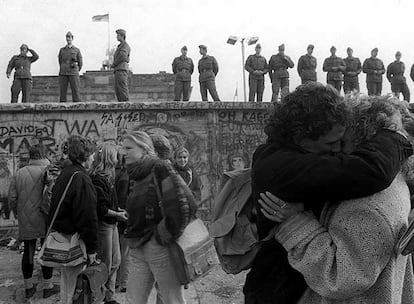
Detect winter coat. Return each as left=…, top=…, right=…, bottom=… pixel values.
left=276, top=173, right=414, bottom=304
left=91, top=174, right=118, bottom=225
left=48, top=162, right=98, bottom=254
left=8, top=158, right=50, bottom=240
left=125, top=158, right=197, bottom=248
left=173, top=163, right=202, bottom=202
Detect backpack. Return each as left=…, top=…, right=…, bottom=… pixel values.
left=210, top=169, right=261, bottom=275
left=72, top=262, right=108, bottom=304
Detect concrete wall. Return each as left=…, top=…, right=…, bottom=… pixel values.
left=0, top=101, right=271, bottom=227
left=30, top=71, right=176, bottom=103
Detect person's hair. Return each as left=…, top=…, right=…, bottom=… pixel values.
left=265, top=82, right=349, bottom=144
left=89, top=142, right=118, bottom=181
left=29, top=144, right=46, bottom=160
left=174, top=146, right=189, bottom=159
left=347, top=94, right=414, bottom=145
left=123, top=130, right=156, bottom=157
left=150, top=134, right=172, bottom=160
left=67, top=135, right=96, bottom=163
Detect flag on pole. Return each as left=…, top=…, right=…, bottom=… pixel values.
left=92, top=14, right=109, bottom=22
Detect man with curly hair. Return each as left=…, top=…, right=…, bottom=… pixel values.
left=243, top=82, right=413, bottom=304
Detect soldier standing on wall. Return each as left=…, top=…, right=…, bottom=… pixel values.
left=362, top=48, right=385, bottom=96
left=245, top=44, right=268, bottom=102
left=386, top=51, right=410, bottom=102
left=343, top=47, right=362, bottom=94
left=297, top=44, right=317, bottom=84
left=322, top=46, right=346, bottom=93
left=111, top=29, right=131, bottom=102
left=172, top=46, right=194, bottom=101
left=268, top=44, right=294, bottom=102
left=6, top=44, right=39, bottom=103
left=198, top=45, right=220, bottom=102
left=58, top=32, right=83, bottom=102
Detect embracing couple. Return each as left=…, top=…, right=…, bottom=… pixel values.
left=244, top=82, right=414, bottom=304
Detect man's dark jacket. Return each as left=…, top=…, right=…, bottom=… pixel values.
left=244, top=130, right=413, bottom=304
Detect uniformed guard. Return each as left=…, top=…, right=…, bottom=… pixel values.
left=58, top=32, right=83, bottom=102
left=343, top=47, right=362, bottom=94
left=198, top=45, right=220, bottom=101
left=322, top=46, right=346, bottom=93
left=6, top=44, right=39, bottom=103
left=268, top=44, right=294, bottom=102
left=387, top=51, right=410, bottom=102
left=172, top=46, right=194, bottom=101
left=297, top=44, right=317, bottom=84
left=245, top=43, right=268, bottom=102
left=362, top=48, right=385, bottom=96
left=111, top=29, right=131, bottom=102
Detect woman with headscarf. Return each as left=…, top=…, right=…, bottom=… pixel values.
left=121, top=131, right=197, bottom=304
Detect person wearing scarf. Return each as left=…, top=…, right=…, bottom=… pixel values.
left=122, top=131, right=197, bottom=304
left=173, top=147, right=202, bottom=202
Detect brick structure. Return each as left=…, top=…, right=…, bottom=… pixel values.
left=31, top=70, right=176, bottom=102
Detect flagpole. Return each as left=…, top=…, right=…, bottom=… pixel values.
left=107, top=12, right=110, bottom=65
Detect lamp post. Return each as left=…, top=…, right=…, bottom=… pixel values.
left=227, top=36, right=259, bottom=102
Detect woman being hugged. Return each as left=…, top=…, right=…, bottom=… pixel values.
left=89, top=142, right=127, bottom=304
left=48, top=135, right=98, bottom=304
left=122, top=131, right=197, bottom=304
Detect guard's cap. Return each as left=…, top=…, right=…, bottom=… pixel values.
left=116, top=29, right=126, bottom=36
left=20, top=44, right=28, bottom=50
left=255, top=43, right=261, bottom=49
left=372, top=47, right=378, bottom=52
left=347, top=47, right=353, bottom=52
left=181, top=45, right=188, bottom=51
left=330, top=45, right=336, bottom=51
left=199, top=44, right=207, bottom=50
left=278, top=44, right=285, bottom=51
left=307, top=44, right=314, bottom=50
left=396, top=51, right=402, bottom=56
left=66, top=31, right=73, bottom=38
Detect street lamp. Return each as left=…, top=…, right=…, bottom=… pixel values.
left=227, top=36, right=259, bottom=102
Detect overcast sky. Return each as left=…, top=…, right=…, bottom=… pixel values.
left=0, top=0, right=413, bottom=103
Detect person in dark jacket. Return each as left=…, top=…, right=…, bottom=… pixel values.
left=362, top=48, right=385, bottom=96
left=268, top=44, right=294, bottom=102
left=343, top=47, right=362, bottom=94
left=58, top=32, right=83, bottom=102
left=198, top=45, right=220, bottom=102
left=173, top=146, right=202, bottom=202
left=121, top=131, right=197, bottom=304
left=297, top=44, right=317, bottom=84
left=115, top=153, right=130, bottom=293
left=245, top=44, right=268, bottom=102
left=6, top=44, right=39, bottom=103
left=8, top=145, right=59, bottom=299
left=49, top=135, right=97, bottom=304
left=243, top=82, right=413, bottom=304
left=387, top=51, right=410, bottom=102
left=172, top=46, right=194, bottom=101
left=111, top=29, right=131, bottom=102
left=322, top=46, right=346, bottom=93
left=90, top=142, right=127, bottom=304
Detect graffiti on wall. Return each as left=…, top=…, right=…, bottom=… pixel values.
left=0, top=104, right=269, bottom=225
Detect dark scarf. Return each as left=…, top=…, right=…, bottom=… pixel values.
left=127, top=156, right=158, bottom=181
left=173, top=163, right=192, bottom=185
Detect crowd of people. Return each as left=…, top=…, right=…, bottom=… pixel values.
left=6, top=79, right=414, bottom=304
left=7, top=130, right=203, bottom=303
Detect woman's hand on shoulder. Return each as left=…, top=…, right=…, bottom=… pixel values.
left=259, top=192, right=304, bottom=223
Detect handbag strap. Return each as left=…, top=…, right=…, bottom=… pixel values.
left=45, top=171, right=80, bottom=238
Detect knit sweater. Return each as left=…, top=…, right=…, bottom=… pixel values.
left=276, top=173, right=414, bottom=304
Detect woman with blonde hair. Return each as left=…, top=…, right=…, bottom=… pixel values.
left=121, top=130, right=197, bottom=304
left=90, top=142, right=128, bottom=304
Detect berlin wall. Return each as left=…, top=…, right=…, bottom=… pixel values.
left=0, top=101, right=271, bottom=227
